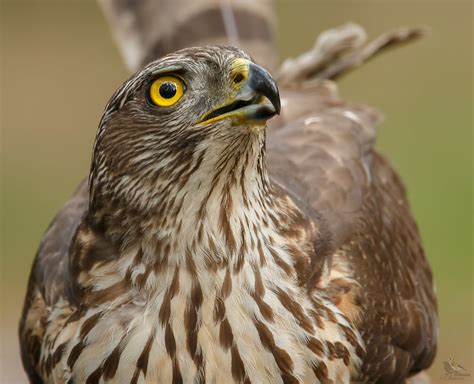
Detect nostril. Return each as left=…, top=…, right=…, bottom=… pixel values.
left=233, top=72, right=245, bottom=84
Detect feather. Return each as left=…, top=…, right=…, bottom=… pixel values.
left=98, top=0, right=277, bottom=71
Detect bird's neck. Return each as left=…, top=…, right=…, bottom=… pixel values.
left=79, top=128, right=322, bottom=328
left=148, top=129, right=275, bottom=265
left=87, top=129, right=287, bottom=268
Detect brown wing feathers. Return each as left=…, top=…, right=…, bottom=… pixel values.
left=19, top=180, right=88, bottom=381
left=269, top=24, right=436, bottom=382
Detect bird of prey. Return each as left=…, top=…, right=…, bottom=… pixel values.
left=19, top=2, right=438, bottom=384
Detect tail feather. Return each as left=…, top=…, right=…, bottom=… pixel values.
left=99, top=0, right=277, bottom=71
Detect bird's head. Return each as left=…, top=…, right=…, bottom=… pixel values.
left=89, top=46, right=280, bottom=221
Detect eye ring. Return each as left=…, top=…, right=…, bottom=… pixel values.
left=149, top=76, right=185, bottom=107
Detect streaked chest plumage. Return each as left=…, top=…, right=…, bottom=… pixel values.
left=41, top=230, right=362, bottom=384
left=39, top=148, right=363, bottom=383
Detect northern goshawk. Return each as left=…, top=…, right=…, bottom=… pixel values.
left=20, top=33, right=437, bottom=384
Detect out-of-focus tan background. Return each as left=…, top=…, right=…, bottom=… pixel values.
left=1, top=0, right=472, bottom=382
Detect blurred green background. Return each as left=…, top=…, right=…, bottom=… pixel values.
left=1, top=0, right=472, bottom=382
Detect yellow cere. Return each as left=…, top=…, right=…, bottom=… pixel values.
left=149, top=76, right=184, bottom=107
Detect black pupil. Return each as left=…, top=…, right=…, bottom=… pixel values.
left=159, top=82, right=177, bottom=99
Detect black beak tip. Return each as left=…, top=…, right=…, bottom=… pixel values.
left=272, top=89, right=281, bottom=115
left=249, top=62, right=281, bottom=116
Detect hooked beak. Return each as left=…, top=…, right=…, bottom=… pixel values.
left=198, top=61, right=280, bottom=125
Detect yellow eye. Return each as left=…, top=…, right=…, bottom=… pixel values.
left=149, top=76, right=184, bottom=107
